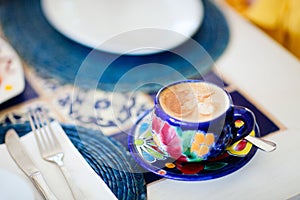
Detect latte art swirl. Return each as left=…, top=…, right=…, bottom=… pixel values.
left=159, top=82, right=229, bottom=122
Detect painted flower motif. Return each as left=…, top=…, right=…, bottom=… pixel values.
left=151, top=114, right=165, bottom=149
left=173, top=160, right=228, bottom=175
left=135, top=122, right=168, bottom=163
left=190, top=132, right=215, bottom=159
left=151, top=114, right=163, bottom=134
left=159, top=122, right=187, bottom=161
left=226, top=130, right=255, bottom=156
left=175, top=161, right=205, bottom=174
left=226, top=120, right=255, bottom=156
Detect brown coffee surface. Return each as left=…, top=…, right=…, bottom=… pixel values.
left=159, top=82, right=229, bottom=122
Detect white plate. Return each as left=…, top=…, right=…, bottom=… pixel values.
left=0, top=37, right=25, bottom=104
left=0, top=169, right=34, bottom=200
left=41, top=0, right=204, bottom=55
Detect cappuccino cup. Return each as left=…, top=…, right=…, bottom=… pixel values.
left=151, top=80, right=256, bottom=162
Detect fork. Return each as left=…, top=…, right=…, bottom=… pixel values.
left=28, top=109, right=86, bottom=200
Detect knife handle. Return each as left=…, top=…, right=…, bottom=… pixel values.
left=30, top=171, right=58, bottom=200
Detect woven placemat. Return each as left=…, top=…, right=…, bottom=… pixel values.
left=0, top=123, right=147, bottom=200
left=0, top=0, right=229, bottom=92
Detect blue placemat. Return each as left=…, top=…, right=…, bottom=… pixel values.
left=0, top=0, right=229, bottom=92
left=0, top=123, right=147, bottom=200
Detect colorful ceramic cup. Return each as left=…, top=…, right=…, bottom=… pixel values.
left=151, top=80, right=256, bottom=162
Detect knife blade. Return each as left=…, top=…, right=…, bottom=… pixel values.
left=5, top=129, right=58, bottom=200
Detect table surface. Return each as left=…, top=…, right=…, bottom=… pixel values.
left=1, top=0, right=300, bottom=199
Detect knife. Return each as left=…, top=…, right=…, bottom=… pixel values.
left=5, top=129, right=58, bottom=200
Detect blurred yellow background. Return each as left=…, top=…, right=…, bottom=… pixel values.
left=226, top=0, right=300, bottom=59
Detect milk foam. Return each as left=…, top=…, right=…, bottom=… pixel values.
left=159, top=82, right=229, bottom=122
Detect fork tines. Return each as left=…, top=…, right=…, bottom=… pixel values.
left=28, top=109, right=59, bottom=154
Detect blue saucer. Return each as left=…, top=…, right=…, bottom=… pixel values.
left=128, top=109, right=259, bottom=181
left=0, top=0, right=229, bottom=92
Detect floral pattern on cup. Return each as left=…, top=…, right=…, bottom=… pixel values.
left=151, top=111, right=256, bottom=162
left=152, top=113, right=219, bottom=162
left=190, top=132, right=215, bottom=159
left=152, top=114, right=187, bottom=161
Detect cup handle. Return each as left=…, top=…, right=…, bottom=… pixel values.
left=231, top=105, right=256, bottom=144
